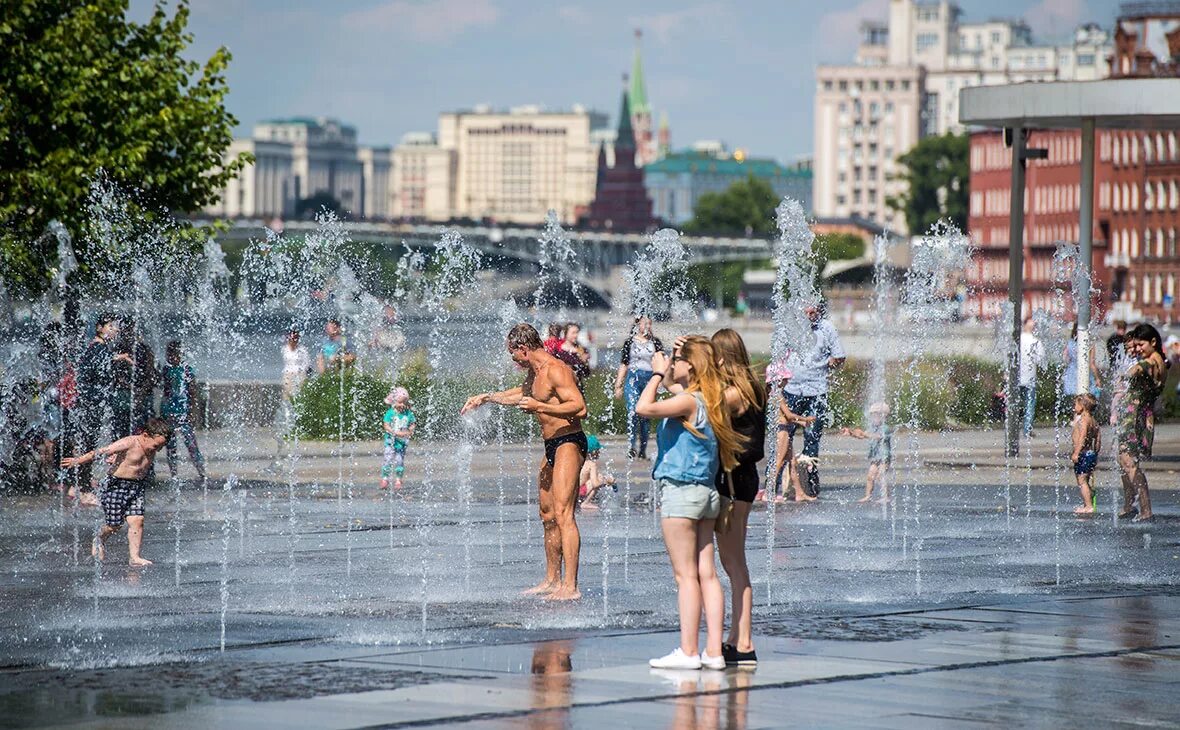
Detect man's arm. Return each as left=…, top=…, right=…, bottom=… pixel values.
left=461, top=386, right=523, bottom=414
left=519, top=367, right=586, bottom=419
left=826, top=323, right=847, bottom=370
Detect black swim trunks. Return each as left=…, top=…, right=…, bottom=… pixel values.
left=544, top=431, right=588, bottom=468
left=101, top=476, right=146, bottom=527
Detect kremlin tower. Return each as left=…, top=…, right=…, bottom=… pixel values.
left=584, top=83, right=652, bottom=232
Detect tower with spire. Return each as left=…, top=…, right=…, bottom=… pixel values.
left=630, top=29, right=658, bottom=166
left=584, top=80, right=652, bottom=232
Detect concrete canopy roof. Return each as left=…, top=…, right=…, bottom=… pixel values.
left=959, top=78, right=1180, bottom=130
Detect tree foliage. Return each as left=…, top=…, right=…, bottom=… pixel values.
left=682, top=175, right=779, bottom=236
left=0, top=0, right=250, bottom=295
left=886, top=133, right=969, bottom=235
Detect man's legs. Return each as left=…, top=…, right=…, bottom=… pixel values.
left=548, top=442, right=584, bottom=600
left=795, top=395, right=824, bottom=497
left=524, top=461, right=562, bottom=594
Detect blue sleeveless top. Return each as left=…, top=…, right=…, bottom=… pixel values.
left=652, top=393, right=720, bottom=486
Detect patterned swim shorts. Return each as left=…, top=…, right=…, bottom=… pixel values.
left=101, top=477, right=146, bottom=527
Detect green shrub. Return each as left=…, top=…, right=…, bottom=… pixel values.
left=292, top=368, right=389, bottom=440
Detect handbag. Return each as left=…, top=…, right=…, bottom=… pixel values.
left=715, top=469, right=735, bottom=534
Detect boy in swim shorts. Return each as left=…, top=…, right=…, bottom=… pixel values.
left=1071, top=393, right=1101, bottom=514
left=61, top=417, right=173, bottom=566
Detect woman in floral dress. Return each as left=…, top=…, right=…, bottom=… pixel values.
left=1114, top=324, right=1166, bottom=522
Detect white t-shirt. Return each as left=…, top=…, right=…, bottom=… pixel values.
left=283, top=345, right=310, bottom=378
left=1019, top=332, right=1044, bottom=387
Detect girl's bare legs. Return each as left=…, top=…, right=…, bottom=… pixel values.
left=662, top=517, right=704, bottom=656
left=716, top=501, right=754, bottom=653
left=1133, top=466, right=1152, bottom=519
left=878, top=464, right=891, bottom=503
left=695, top=518, right=724, bottom=659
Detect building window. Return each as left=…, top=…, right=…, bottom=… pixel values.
left=885, top=80, right=895, bottom=91
left=824, top=80, right=833, bottom=90
left=1077, top=53, right=1094, bottom=66
left=839, top=80, right=848, bottom=91
left=916, top=33, right=939, bottom=53
left=901, top=80, right=911, bottom=91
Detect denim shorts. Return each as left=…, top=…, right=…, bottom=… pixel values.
left=658, top=479, right=720, bottom=520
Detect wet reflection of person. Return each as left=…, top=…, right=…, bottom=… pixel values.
left=529, top=640, right=573, bottom=730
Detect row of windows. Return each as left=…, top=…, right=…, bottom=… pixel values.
left=466, top=126, right=568, bottom=136
left=821, top=78, right=913, bottom=93
left=1112, top=132, right=1180, bottom=166
left=1110, top=180, right=1180, bottom=212
left=1127, top=274, right=1178, bottom=307
left=1111, top=228, right=1180, bottom=260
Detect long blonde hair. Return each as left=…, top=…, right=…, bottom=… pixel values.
left=711, top=328, right=766, bottom=415
left=678, top=335, right=744, bottom=471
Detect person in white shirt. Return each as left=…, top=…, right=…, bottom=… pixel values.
left=782, top=304, right=846, bottom=497
left=281, top=329, right=311, bottom=401
left=1018, top=318, right=1045, bottom=437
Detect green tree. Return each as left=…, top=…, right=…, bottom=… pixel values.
left=682, top=176, right=778, bottom=307
left=813, top=231, right=866, bottom=275
left=886, top=133, right=969, bottom=235
left=682, top=175, right=779, bottom=236
left=0, top=0, right=250, bottom=295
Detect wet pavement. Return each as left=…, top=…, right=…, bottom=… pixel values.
left=2, top=426, right=1178, bottom=728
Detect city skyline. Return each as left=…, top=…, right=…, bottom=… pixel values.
left=132, top=0, right=1122, bottom=163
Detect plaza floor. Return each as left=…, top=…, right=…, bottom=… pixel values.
left=2, top=426, right=1178, bottom=728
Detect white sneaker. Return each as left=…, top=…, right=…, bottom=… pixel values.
left=649, top=648, right=701, bottom=669
left=699, top=652, right=726, bottom=670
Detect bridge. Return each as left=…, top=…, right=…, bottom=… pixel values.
left=203, top=218, right=775, bottom=305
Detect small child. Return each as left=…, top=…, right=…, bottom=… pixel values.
left=1071, top=393, right=1101, bottom=515
left=159, top=340, right=206, bottom=480
left=60, top=417, right=173, bottom=565
left=381, top=387, right=416, bottom=490
left=762, top=361, right=816, bottom=503
left=841, top=402, right=894, bottom=504
left=578, top=434, right=616, bottom=509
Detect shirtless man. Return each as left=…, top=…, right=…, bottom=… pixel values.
left=61, top=417, right=173, bottom=566
left=461, top=323, right=588, bottom=600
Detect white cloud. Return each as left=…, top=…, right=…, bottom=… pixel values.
left=1025, top=0, right=1090, bottom=38
left=342, top=0, right=500, bottom=42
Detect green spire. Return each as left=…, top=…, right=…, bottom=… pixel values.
left=629, top=30, right=650, bottom=116
left=616, top=87, right=635, bottom=149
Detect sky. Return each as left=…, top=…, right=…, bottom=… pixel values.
left=132, top=0, right=1123, bottom=163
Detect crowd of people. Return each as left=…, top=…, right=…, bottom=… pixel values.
left=4, top=300, right=1171, bottom=659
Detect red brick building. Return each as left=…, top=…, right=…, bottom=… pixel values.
left=584, top=90, right=652, bottom=232
left=966, top=128, right=1180, bottom=323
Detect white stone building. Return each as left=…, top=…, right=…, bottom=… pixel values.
left=812, top=0, right=1114, bottom=233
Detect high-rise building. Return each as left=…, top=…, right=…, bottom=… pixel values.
left=436, top=105, right=604, bottom=224
left=585, top=90, right=652, bottom=231
left=390, top=132, right=456, bottom=221
left=645, top=142, right=812, bottom=225
left=814, top=59, right=924, bottom=233
left=813, top=0, right=1113, bottom=234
